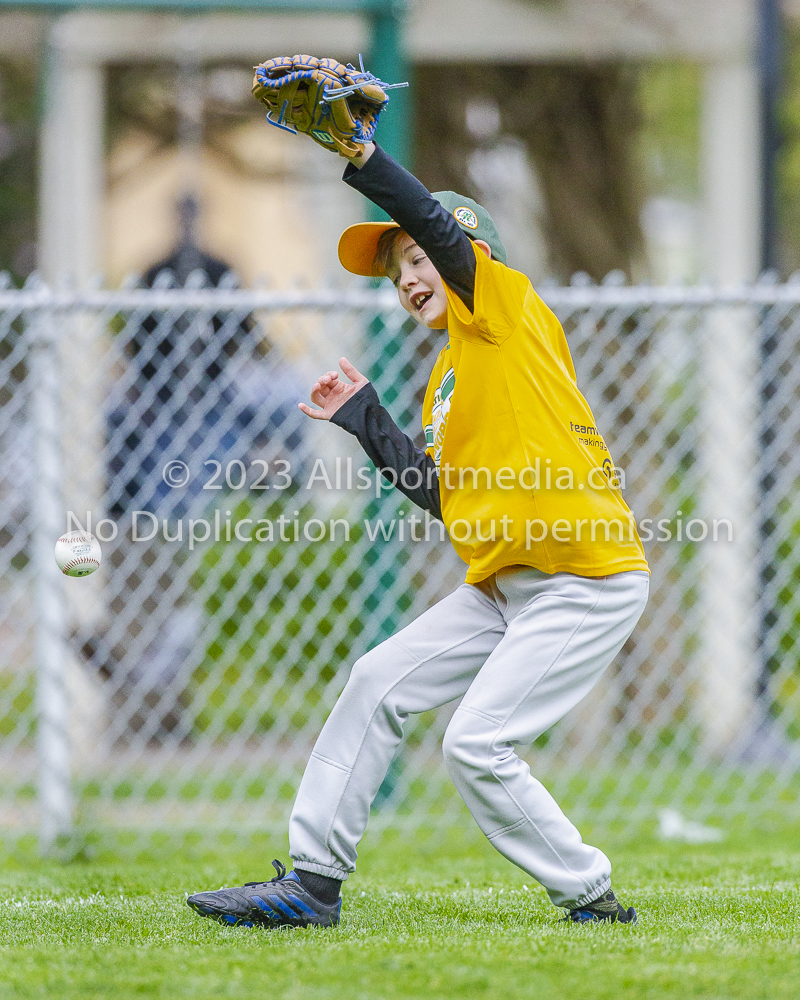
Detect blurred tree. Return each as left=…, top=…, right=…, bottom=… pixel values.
left=0, top=59, right=38, bottom=281
left=636, top=60, right=702, bottom=284
left=415, top=62, right=647, bottom=282
left=779, top=18, right=800, bottom=276
left=635, top=61, right=701, bottom=202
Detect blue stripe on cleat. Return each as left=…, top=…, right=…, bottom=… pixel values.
left=250, top=896, right=282, bottom=921
left=284, top=894, right=320, bottom=919
left=266, top=895, right=302, bottom=920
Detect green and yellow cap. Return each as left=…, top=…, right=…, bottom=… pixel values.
left=338, top=190, right=507, bottom=276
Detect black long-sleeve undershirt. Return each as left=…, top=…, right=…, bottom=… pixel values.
left=343, top=145, right=477, bottom=313
left=330, top=383, right=442, bottom=522
left=329, top=145, right=478, bottom=522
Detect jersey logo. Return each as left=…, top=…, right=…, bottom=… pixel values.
left=426, top=364, right=455, bottom=473
left=453, top=206, right=479, bottom=230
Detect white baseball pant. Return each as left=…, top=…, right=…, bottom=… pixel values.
left=289, top=566, right=649, bottom=908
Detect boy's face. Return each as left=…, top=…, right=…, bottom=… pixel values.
left=386, top=234, right=449, bottom=329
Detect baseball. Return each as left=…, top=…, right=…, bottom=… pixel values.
left=54, top=530, right=102, bottom=577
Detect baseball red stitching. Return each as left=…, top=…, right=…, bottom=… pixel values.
left=60, top=556, right=100, bottom=575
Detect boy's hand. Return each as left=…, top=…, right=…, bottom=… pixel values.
left=298, top=358, right=369, bottom=421
left=341, top=141, right=376, bottom=167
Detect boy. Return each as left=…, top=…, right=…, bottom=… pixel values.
left=187, top=135, right=649, bottom=928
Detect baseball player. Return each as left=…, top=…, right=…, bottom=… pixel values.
left=187, top=56, right=649, bottom=929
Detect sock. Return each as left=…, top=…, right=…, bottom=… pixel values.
left=294, top=868, right=342, bottom=906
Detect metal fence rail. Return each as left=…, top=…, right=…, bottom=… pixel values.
left=1, top=275, right=799, bottom=854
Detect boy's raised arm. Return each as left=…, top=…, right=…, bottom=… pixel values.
left=342, top=143, right=477, bottom=312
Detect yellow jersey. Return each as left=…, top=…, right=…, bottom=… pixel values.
left=422, top=244, right=649, bottom=584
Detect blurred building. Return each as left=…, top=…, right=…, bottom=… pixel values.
left=0, top=0, right=785, bottom=285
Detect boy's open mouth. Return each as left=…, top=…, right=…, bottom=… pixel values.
left=411, top=291, right=433, bottom=311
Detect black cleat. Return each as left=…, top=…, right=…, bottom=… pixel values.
left=562, top=889, right=637, bottom=924
left=187, top=859, right=342, bottom=929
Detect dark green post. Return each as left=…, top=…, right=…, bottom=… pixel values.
left=361, top=6, right=414, bottom=814
left=367, top=2, right=409, bottom=225
left=368, top=3, right=409, bottom=166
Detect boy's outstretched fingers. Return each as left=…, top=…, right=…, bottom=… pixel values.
left=339, top=357, right=369, bottom=386
left=310, top=372, right=340, bottom=405
left=298, top=401, right=326, bottom=419
left=298, top=359, right=370, bottom=421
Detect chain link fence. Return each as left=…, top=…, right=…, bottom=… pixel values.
left=2, top=273, right=800, bottom=855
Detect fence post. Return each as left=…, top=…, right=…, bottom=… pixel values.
left=30, top=307, right=73, bottom=851
left=697, top=303, right=761, bottom=755
left=368, top=2, right=410, bottom=171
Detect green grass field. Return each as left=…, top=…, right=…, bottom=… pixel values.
left=0, top=829, right=798, bottom=999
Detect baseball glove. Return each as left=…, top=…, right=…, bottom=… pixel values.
left=252, top=54, right=407, bottom=156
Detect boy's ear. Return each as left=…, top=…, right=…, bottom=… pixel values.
left=474, top=239, right=492, bottom=259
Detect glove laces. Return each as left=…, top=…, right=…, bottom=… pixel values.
left=322, top=54, right=408, bottom=103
